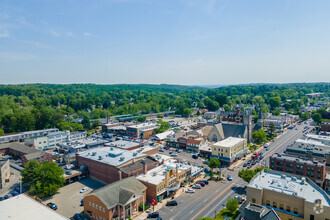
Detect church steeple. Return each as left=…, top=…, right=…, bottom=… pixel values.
left=257, top=104, right=263, bottom=129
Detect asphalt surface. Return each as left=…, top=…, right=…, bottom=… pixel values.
left=155, top=121, right=313, bottom=220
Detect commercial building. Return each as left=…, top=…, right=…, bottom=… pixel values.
left=131, top=145, right=159, bottom=156
left=321, top=122, right=330, bottom=132
left=325, top=174, right=330, bottom=195
left=137, top=160, right=203, bottom=201
left=305, top=134, right=330, bottom=146
left=0, top=128, right=58, bottom=144
left=0, top=194, right=67, bottom=220
left=204, top=111, right=218, bottom=120
left=186, top=138, right=207, bottom=153
left=24, top=136, right=49, bottom=151
left=47, top=131, right=69, bottom=148
left=77, top=147, right=159, bottom=184
left=126, top=123, right=157, bottom=139
left=269, top=153, right=326, bottom=187
left=212, top=137, right=247, bottom=165
left=0, top=160, right=10, bottom=188
left=243, top=203, right=280, bottom=220
left=246, top=169, right=330, bottom=220
left=84, top=177, right=146, bottom=220
left=105, top=140, right=141, bottom=151
left=0, top=143, right=53, bottom=165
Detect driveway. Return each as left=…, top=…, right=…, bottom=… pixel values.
left=42, top=178, right=105, bottom=218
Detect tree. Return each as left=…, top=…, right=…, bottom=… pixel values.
left=157, top=120, right=170, bottom=133
left=269, top=97, right=281, bottom=110
left=136, top=116, right=147, bottom=122
left=268, top=122, right=276, bottom=138
left=21, top=160, right=65, bottom=198
left=252, top=130, right=267, bottom=144
left=204, top=97, right=220, bottom=111
left=183, top=108, right=192, bottom=117
left=57, top=121, right=71, bottom=131
left=208, top=158, right=221, bottom=172
left=238, top=166, right=269, bottom=182
left=157, top=114, right=164, bottom=118
left=226, top=198, right=239, bottom=213
left=223, top=104, right=231, bottom=112
left=301, top=112, right=310, bottom=121
left=82, top=114, right=91, bottom=130
left=0, top=129, right=4, bottom=136
left=312, top=112, right=322, bottom=124
left=215, top=94, right=228, bottom=107
left=92, top=120, right=100, bottom=129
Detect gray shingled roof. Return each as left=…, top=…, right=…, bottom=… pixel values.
left=24, top=152, right=43, bottom=160
left=0, top=143, right=40, bottom=154
left=261, top=209, right=281, bottom=220
left=222, top=123, right=246, bottom=138
left=119, top=157, right=157, bottom=174
left=90, top=177, right=146, bottom=209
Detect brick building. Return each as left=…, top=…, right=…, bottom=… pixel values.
left=0, top=160, right=10, bottom=188
left=269, top=153, right=326, bottom=187
left=0, top=143, right=53, bottom=166
left=126, top=123, right=157, bottom=139
left=84, top=177, right=146, bottom=220
left=77, top=147, right=159, bottom=184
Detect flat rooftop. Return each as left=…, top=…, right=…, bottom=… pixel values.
left=127, top=123, right=157, bottom=129
left=306, top=134, right=330, bottom=145
left=249, top=169, right=330, bottom=206
left=0, top=194, right=68, bottom=220
left=77, top=147, right=146, bottom=167
left=108, top=125, right=126, bottom=130
left=214, top=137, right=246, bottom=148
left=105, top=140, right=140, bottom=149
left=131, top=145, right=158, bottom=154
left=270, top=153, right=324, bottom=166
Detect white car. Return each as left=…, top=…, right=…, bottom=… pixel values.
left=192, top=184, right=201, bottom=189
left=186, top=189, right=195, bottom=193
left=80, top=187, right=88, bottom=193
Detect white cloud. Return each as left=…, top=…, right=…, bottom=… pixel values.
left=50, top=30, right=60, bottom=37
left=67, top=32, right=73, bottom=36
left=83, top=32, right=93, bottom=37
left=0, top=31, right=10, bottom=38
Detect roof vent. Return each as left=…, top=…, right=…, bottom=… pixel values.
left=119, top=157, right=125, bottom=161
left=133, top=153, right=137, bottom=157
left=110, top=147, right=114, bottom=151
left=92, top=152, right=96, bottom=156
left=291, top=177, right=297, bottom=181
left=281, top=174, right=286, bottom=179
left=301, top=177, right=306, bottom=183
left=141, top=159, right=146, bottom=164
left=98, top=156, right=103, bottom=160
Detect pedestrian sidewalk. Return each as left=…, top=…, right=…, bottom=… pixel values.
left=134, top=174, right=205, bottom=220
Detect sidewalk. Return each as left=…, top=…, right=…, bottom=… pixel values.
left=134, top=174, right=205, bottom=220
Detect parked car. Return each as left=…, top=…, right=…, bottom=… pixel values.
left=227, top=175, right=232, bottom=181
left=74, top=213, right=87, bottom=220
left=11, top=191, right=19, bottom=197
left=65, top=170, right=72, bottom=175
left=186, top=189, right=195, bottom=193
left=192, top=184, right=201, bottom=189
left=166, top=201, right=178, bottom=206
left=234, top=195, right=246, bottom=204
left=15, top=159, right=21, bottom=163
left=192, top=155, right=198, bottom=159
left=0, top=197, right=5, bottom=201
left=201, top=180, right=209, bottom=185
left=80, top=199, right=84, bottom=206
left=47, top=202, right=58, bottom=210
left=4, top=194, right=12, bottom=199
left=171, top=153, right=177, bottom=157
left=243, top=163, right=247, bottom=167
left=159, top=149, right=164, bottom=152
left=80, top=187, right=88, bottom=193
left=197, top=182, right=205, bottom=187
left=147, top=212, right=159, bottom=218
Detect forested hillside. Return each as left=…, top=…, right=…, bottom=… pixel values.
left=0, top=83, right=328, bottom=134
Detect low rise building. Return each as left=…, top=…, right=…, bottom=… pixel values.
left=204, top=111, right=218, bottom=120
left=84, top=177, right=146, bottom=220
left=0, top=128, right=58, bottom=144
left=246, top=169, right=330, bottom=220
left=0, top=160, right=10, bottom=188
left=24, top=136, right=49, bottom=151
left=0, top=143, right=53, bottom=166
left=321, top=122, right=330, bottom=132
left=325, top=174, right=330, bottom=195
left=0, top=194, right=67, bottom=219
left=212, top=137, right=247, bottom=165
left=47, top=131, right=69, bottom=149
left=186, top=138, right=207, bottom=153
left=126, top=123, right=157, bottom=139
left=243, top=203, right=280, bottom=220
left=269, top=153, right=326, bottom=187
left=77, top=147, right=158, bottom=184
left=105, top=140, right=141, bottom=151
left=137, top=160, right=203, bottom=201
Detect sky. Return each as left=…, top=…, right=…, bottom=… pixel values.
left=0, top=0, right=330, bottom=85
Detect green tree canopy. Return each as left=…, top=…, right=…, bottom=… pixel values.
left=157, top=120, right=170, bottom=133
left=312, top=112, right=322, bottom=124
left=21, top=160, right=65, bottom=198
left=252, top=130, right=267, bottom=144
left=208, top=158, right=221, bottom=170
left=136, top=116, right=147, bottom=122
left=269, top=97, right=281, bottom=109
left=226, top=198, right=239, bottom=213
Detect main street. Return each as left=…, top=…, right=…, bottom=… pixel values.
left=155, top=121, right=312, bottom=220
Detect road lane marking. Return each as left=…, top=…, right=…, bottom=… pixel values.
left=190, top=183, right=234, bottom=220
left=204, top=191, right=235, bottom=217
left=251, top=128, right=303, bottom=169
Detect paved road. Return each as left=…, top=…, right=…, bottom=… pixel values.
left=154, top=121, right=312, bottom=220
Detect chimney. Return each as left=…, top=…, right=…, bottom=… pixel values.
left=118, top=171, right=122, bottom=180
left=162, top=159, right=165, bottom=164
left=143, top=162, right=147, bottom=174
left=236, top=108, right=240, bottom=115
left=176, top=166, right=179, bottom=181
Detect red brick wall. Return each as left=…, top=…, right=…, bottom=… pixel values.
left=84, top=194, right=112, bottom=220
left=77, top=155, right=121, bottom=184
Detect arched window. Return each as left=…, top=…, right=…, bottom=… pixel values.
left=212, top=134, right=217, bottom=142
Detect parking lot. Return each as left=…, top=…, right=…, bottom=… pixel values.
left=42, top=178, right=105, bottom=218
left=159, top=148, right=207, bottom=167
left=0, top=167, right=21, bottom=198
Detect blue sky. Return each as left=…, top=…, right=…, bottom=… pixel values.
left=1, top=0, right=330, bottom=85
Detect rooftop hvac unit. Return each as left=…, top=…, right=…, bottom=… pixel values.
left=133, top=153, right=137, bottom=157
left=98, top=156, right=103, bottom=160
left=92, top=152, right=96, bottom=156
left=119, top=157, right=125, bottom=161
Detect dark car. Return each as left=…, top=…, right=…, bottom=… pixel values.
left=47, top=202, right=58, bottom=210
left=65, top=170, right=72, bottom=175
left=147, top=212, right=160, bottom=218
left=0, top=197, right=4, bottom=201
left=4, top=194, right=12, bottom=199
left=197, top=181, right=205, bottom=187
left=243, top=163, right=247, bottom=167
left=11, top=191, right=19, bottom=197
left=166, top=201, right=178, bottom=206
left=80, top=198, right=84, bottom=206
left=201, top=179, right=209, bottom=185
left=192, top=155, right=198, bottom=159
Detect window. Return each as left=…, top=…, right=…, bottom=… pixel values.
left=310, top=214, right=314, bottom=220
left=307, top=167, right=311, bottom=171
left=96, top=205, right=98, bottom=209
left=266, top=200, right=270, bottom=206
left=280, top=204, right=284, bottom=210
left=271, top=160, right=274, bottom=164
left=99, top=206, right=102, bottom=211
left=252, top=198, right=256, bottom=203
left=273, top=202, right=277, bottom=208
left=294, top=208, right=298, bottom=214
left=317, top=175, right=320, bottom=179
left=93, top=203, right=95, bottom=208
left=317, top=169, right=321, bottom=173
left=103, top=208, right=105, bottom=212
left=89, top=201, right=91, bottom=206
left=311, top=168, right=314, bottom=171
left=311, top=173, right=314, bottom=177
left=286, top=206, right=291, bottom=212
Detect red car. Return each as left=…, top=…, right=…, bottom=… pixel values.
left=165, top=147, right=170, bottom=150
left=197, top=182, right=205, bottom=187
